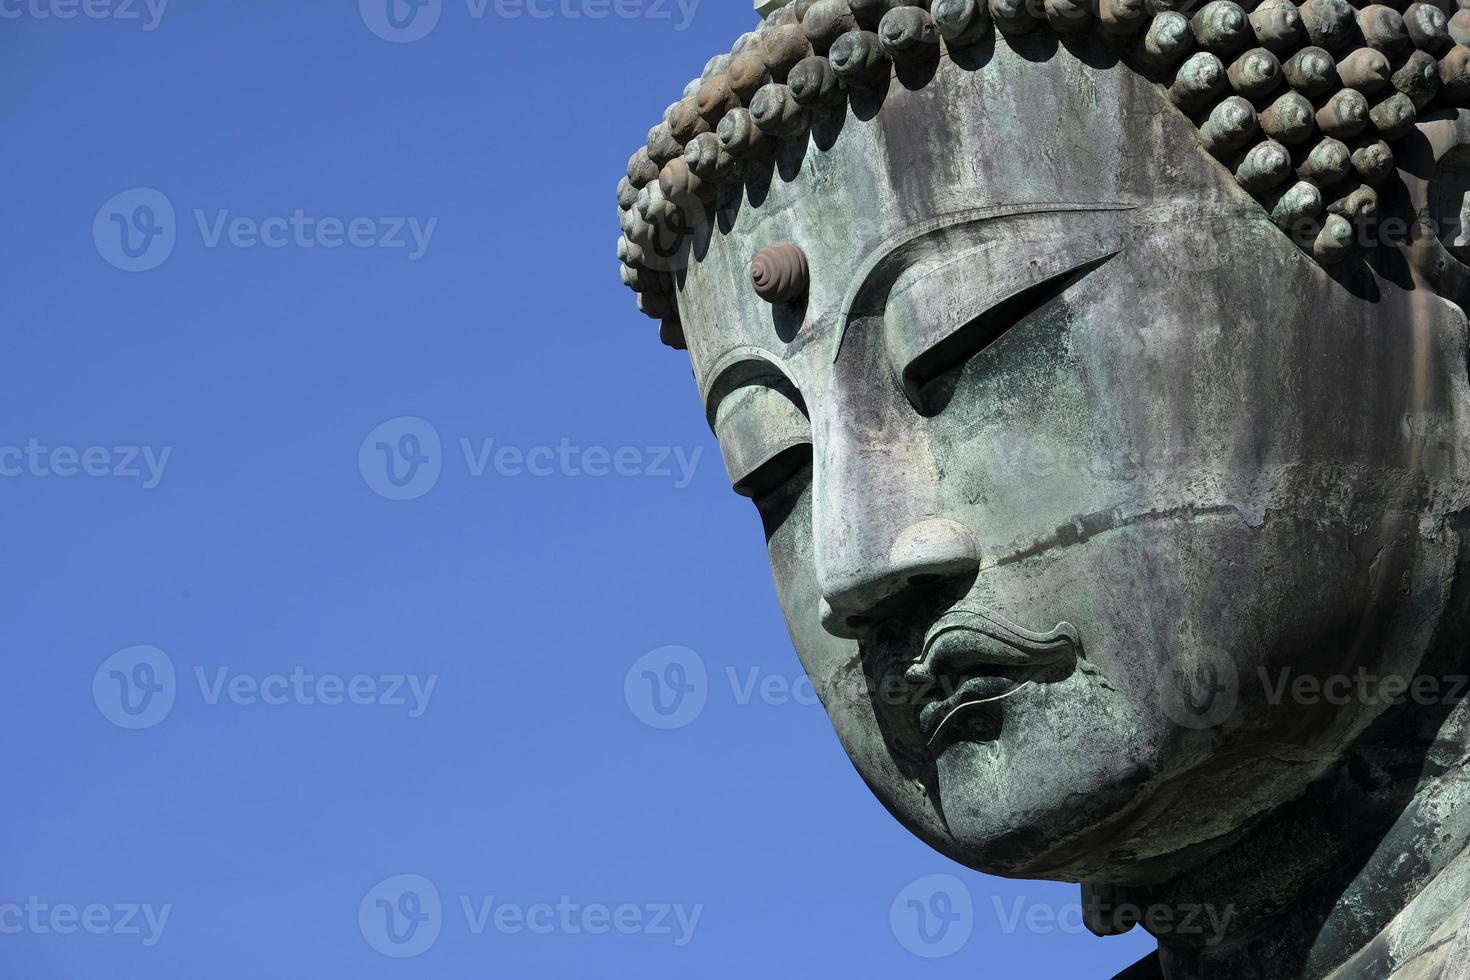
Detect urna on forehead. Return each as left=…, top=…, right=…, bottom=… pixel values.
left=615, top=0, right=1470, bottom=353
left=673, top=37, right=1246, bottom=378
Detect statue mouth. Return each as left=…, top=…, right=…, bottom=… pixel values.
left=906, top=604, right=1080, bottom=750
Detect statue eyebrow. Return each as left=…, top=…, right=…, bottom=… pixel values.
left=700, top=347, right=801, bottom=427
left=833, top=202, right=1137, bottom=363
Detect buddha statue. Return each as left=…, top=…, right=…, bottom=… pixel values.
left=613, top=0, right=1470, bottom=975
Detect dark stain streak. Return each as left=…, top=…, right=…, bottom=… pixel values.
left=994, top=502, right=1247, bottom=566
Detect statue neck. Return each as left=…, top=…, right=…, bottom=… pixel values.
left=1114, top=691, right=1470, bottom=980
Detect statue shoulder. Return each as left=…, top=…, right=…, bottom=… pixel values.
left=1112, top=951, right=1164, bottom=980
left=1339, top=896, right=1470, bottom=980
left=1435, top=902, right=1470, bottom=980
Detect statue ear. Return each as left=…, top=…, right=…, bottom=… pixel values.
left=1080, top=882, right=1140, bottom=938
left=1398, top=109, right=1470, bottom=313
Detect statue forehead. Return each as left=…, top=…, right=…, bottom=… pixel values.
left=677, top=46, right=1236, bottom=392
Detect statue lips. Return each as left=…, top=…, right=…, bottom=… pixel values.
left=905, top=605, right=1081, bottom=748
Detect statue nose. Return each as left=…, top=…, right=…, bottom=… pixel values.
left=818, top=517, right=981, bottom=639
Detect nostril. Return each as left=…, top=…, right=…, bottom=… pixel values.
left=888, top=518, right=981, bottom=583
left=820, top=598, right=870, bottom=640
left=819, top=519, right=981, bottom=640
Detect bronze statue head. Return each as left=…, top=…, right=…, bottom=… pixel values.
left=615, top=1, right=1470, bottom=974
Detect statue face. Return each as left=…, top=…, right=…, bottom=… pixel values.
left=676, top=45, right=1470, bottom=882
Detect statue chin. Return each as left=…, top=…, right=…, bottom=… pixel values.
left=615, top=1, right=1470, bottom=974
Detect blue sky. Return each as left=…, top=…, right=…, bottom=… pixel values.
left=0, top=2, right=1155, bottom=975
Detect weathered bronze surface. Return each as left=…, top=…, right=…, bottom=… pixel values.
left=613, top=1, right=1470, bottom=976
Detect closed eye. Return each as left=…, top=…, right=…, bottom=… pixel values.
left=711, top=375, right=812, bottom=500
left=901, top=252, right=1116, bottom=413
left=738, top=442, right=813, bottom=500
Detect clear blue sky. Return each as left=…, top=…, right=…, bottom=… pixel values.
left=1, top=2, right=1155, bottom=975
